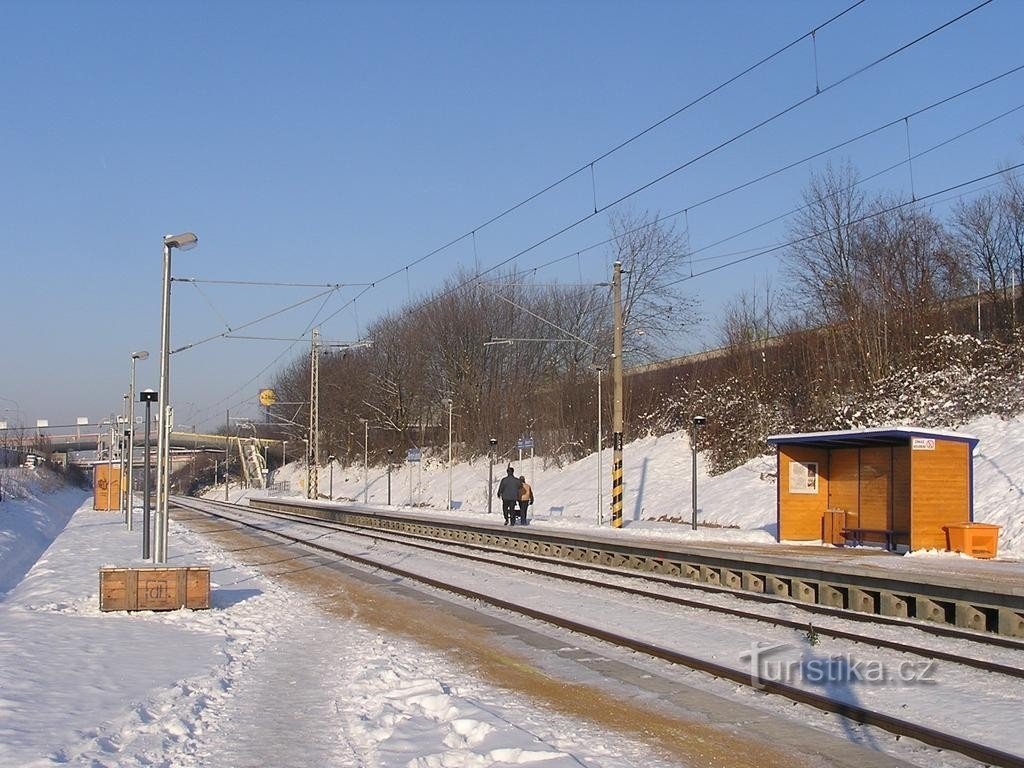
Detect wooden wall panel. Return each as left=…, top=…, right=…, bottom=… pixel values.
left=911, top=439, right=970, bottom=550
left=827, top=448, right=859, bottom=522
left=891, top=446, right=911, bottom=548
left=858, top=446, right=892, bottom=537
left=778, top=446, right=829, bottom=541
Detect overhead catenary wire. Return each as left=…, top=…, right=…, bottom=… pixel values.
left=171, top=287, right=339, bottom=355
left=191, top=2, right=997, bottom=426
left=520, top=74, right=1024, bottom=277
left=172, top=278, right=360, bottom=288
left=666, top=162, right=1024, bottom=288
left=314, top=0, right=997, bottom=330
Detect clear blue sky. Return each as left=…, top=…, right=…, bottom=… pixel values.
left=1, top=0, right=1022, bottom=431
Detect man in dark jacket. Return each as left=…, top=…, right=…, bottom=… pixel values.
left=497, top=466, right=522, bottom=525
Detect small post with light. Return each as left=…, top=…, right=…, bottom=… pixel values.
left=327, top=454, right=335, bottom=500
left=386, top=448, right=393, bottom=504
left=139, top=389, right=158, bottom=559
left=487, top=437, right=497, bottom=515
left=691, top=415, right=706, bottom=531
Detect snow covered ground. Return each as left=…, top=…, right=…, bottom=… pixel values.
left=257, top=413, right=1024, bottom=559
left=0, top=467, right=684, bottom=767
left=1, top=414, right=1021, bottom=767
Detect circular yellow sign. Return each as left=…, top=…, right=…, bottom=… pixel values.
left=258, top=388, right=278, bottom=407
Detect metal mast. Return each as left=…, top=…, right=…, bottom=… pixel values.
left=307, top=328, right=320, bottom=499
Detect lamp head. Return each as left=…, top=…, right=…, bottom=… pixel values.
left=163, top=232, right=198, bottom=251
left=489, top=437, right=497, bottom=447
left=140, top=389, right=158, bottom=403
left=693, top=415, right=707, bottom=427
left=131, top=350, right=150, bottom=360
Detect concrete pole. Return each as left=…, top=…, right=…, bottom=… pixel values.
left=611, top=260, right=624, bottom=529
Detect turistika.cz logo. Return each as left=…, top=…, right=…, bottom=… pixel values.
left=739, top=641, right=938, bottom=689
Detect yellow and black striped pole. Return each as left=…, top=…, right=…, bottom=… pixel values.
left=611, top=260, right=624, bottom=528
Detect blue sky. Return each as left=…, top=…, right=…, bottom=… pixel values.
left=1, top=0, right=1022, bottom=430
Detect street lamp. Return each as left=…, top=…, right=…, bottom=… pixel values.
left=488, top=437, right=497, bottom=515
left=691, top=415, right=706, bottom=531
left=327, top=454, right=335, bottom=499
left=361, top=418, right=369, bottom=503
left=126, top=350, right=148, bottom=532
left=441, top=398, right=453, bottom=511
left=386, top=448, right=393, bottom=504
left=140, top=388, right=158, bottom=559
left=155, top=231, right=197, bottom=563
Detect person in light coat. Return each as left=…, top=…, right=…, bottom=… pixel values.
left=517, top=476, right=534, bottom=525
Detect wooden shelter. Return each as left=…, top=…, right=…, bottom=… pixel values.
left=766, top=428, right=978, bottom=552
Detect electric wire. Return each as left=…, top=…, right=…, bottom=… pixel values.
left=667, top=161, right=1024, bottom=287
left=315, top=0, right=997, bottom=329
left=171, top=287, right=338, bottom=355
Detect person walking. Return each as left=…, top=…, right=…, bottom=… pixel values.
left=517, top=475, right=533, bottom=525
left=497, top=466, right=522, bottom=525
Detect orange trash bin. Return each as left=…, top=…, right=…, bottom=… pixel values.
left=945, top=522, right=1001, bottom=559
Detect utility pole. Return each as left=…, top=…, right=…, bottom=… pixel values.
left=611, top=260, right=624, bottom=529
left=307, top=328, right=320, bottom=499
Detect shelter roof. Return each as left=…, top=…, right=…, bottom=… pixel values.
left=766, top=426, right=979, bottom=450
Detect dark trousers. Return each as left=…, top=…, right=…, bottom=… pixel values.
left=518, top=501, right=530, bottom=523
left=502, top=499, right=518, bottom=522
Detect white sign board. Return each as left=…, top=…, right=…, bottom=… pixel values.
left=76, top=417, right=89, bottom=426
left=911, top=437, right=936, bottom=451
left=36, top=419, right=48, bottom=428
left=788, top=461, right=819, bottom=494
left=0, top=421, right=7, bottom=430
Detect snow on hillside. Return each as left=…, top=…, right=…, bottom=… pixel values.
left=232, top=414, right=1024, bottom=559
left=0, top=467, right=89, bottom=595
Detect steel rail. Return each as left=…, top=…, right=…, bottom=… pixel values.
left=175, top=496, right=1024, bottom=766
left=179, top=495, right=1024, bottom=680
left=244, top=496, right=1024, bottom=650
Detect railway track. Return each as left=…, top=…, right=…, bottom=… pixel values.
left=174, top=495, right=1024, bottom=768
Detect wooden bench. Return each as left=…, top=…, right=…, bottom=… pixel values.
left=842, top=527, right=895, bottom=550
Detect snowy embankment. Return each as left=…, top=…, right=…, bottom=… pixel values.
left=251, top=413, right=1024, bottom=558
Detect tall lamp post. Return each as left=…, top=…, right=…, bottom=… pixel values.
left=126, top=350, right=149, bottom=531
left=487, top=437, right=497, bottom=515
left=361, top=419, right=369, bottom=503
left=691, top=415, right=706, bottom=531
left=441, top=398, right=453, bottom=510
left=386, top=448, right=393, bottom=504
left=140, top=389, right=158, bottom=559
left=155, top=231, right=198, bottom=564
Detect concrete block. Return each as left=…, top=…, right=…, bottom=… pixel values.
left=916, top=596, right=952, bottom=625
left=998, top=608, right=1024, bottom=638
left=683, top=564, right=700, bottom=580
left=880, top=591, right=911, bottom=619
left=741, top=572, right=766, bottom=593
left=819, top=584, right=846, bottom=609
left=699, top=565, right=721, bottom=586
left=766, top=575, right=791, bottom=598
left=792, top=579, right=817, bottom=603
left=721, top=569, right=742, bottom=590
left=849, top=587, right=878, bottom=613
left=954, top=602, right=987, bottom=632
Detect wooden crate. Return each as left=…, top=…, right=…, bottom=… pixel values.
left=99, top=566, right=211, bottom=612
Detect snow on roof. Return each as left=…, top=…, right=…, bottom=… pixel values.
left=766, top=426, right=979, bottom=448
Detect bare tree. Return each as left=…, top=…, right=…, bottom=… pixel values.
left=607, top=209, right=699, bottom=363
